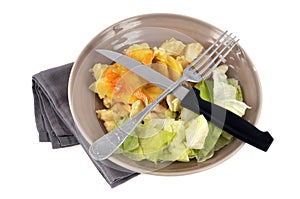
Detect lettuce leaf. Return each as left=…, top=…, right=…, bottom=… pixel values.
left=185, top=115, right=209, bottom=149
left=194, top=80, right=213, bottom=102
left=139, top=130, right=176, bottom=154
left=159, top=120, right=190, bottom=162
left=119, top=65, right=250, bottom=163
left=191, top=65, right=251, bottom=162
left=121, top=133, right=139, bottom=152
left=194, top=122, right=223, bottom=161
left=214, top=133, right=233, bottom=151
left=213, top=65, right=250, bottom=116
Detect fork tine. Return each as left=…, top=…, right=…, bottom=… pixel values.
left=196, top=35, right=237, bottom=75
left=187, top=31, right=228, bottom=70
left=200, top=37, right=239, bottom=80
left=192, top=33, right=233, bottom=73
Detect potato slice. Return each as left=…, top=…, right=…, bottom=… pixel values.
left=150, top=63, right=169, bottom=78
left=103, top=121, right=116, bottom=132
left=125, top=43, right=154, bottom=65
left=130, top=100, right=145, bottom=118
left=160, top=38, right=186, bottom=56
left=131, top=84, right=163, bottom=106
left=91, top=63, right=109, bottom=80
left=183, top=42, right=204, bottom=63
left=176, top=55, right=190, bottom=68
left=166, top=95, right=181, bottom=112
left=95, top=63, right=128, bottom=101
left=155, top=49, right=183, bottom=80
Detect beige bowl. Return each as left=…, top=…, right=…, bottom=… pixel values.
left=68, top=13, right=262, bottom=175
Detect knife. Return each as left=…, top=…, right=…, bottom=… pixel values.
left=96, top=49, right=273, bottom=152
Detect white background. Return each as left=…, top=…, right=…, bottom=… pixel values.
left=1, top=0, right=299, bottom=198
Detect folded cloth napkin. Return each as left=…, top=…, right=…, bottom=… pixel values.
left=32, top=63, right=138, bottom=187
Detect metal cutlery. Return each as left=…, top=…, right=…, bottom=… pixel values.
left=89, top=31, right=273, bottom=161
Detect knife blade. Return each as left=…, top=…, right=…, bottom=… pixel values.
left=96, top=49, right=190, bottom=100
left=96, top=49, right=273, bottom=152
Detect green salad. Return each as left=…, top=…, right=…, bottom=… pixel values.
left=117, top=65, right=250, bottom=163
left=89, top=39, right=250, bottom=163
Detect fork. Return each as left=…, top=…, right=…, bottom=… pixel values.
left=89, top=31, right=239, bottom=161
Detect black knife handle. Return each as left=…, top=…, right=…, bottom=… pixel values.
left=181, top=88, right=273, bottom=152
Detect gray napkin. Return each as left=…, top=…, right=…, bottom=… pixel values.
left=32, top=63, right=138, bottom=187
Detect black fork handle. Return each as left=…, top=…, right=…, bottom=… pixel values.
left=181, top=88, right=273, bottom=152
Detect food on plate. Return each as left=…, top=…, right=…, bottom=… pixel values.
left=89, top=38, right=250, bottom=163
